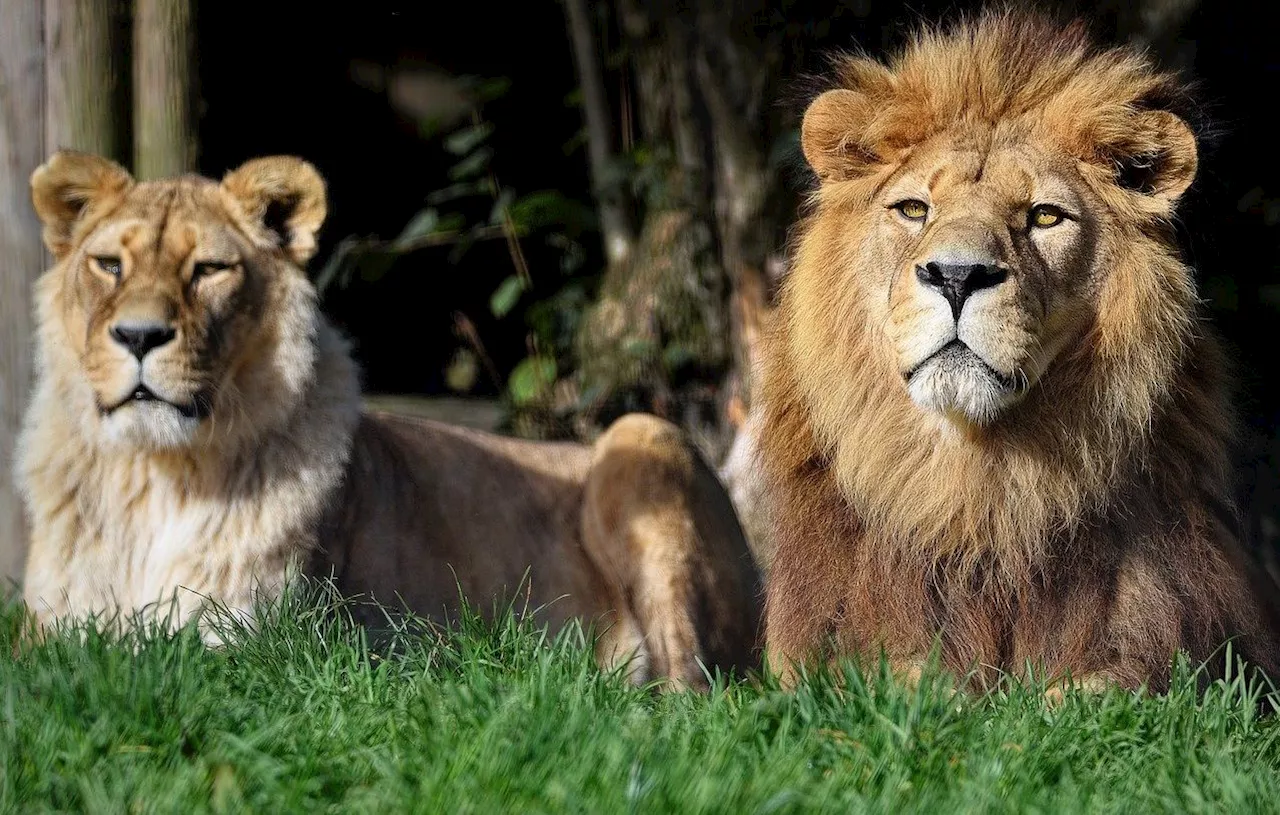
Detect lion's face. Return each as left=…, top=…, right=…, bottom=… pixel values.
left=30, top=153, right=328, bottom=449
left=797, top=63, right=1198, bottom=429
left=854, top=132, right=1100, bottom=424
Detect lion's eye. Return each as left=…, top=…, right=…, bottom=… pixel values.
left=92, top=256, right=122, bottom=277
left=192, top=261, right=236, bottom=279
left=894, top=200, right=930, bottom=221
left=1029, top=205, right=1066, bottom=229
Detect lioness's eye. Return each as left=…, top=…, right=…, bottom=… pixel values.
left=893, top=200, right=929, bottom=221
left=1029, top=205, right=1066, bottom=229
left=92, top=256, right=122, bottom=277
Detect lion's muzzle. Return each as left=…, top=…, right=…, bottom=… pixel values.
left=914, top=258, right=1007, bottom=321
left=109, top=319, right=176, bottom=360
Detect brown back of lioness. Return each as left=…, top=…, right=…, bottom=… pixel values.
left=311, top=411, right=762, bottom=687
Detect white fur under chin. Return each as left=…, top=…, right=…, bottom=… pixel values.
left=907, top=355, right=1020, bottom=425
left=98, top=402, right=204, bottom=449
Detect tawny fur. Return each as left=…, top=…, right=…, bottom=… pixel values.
left=758, top=11, right=1280, bottom=694
left=16, top=151, right=763, bottom=689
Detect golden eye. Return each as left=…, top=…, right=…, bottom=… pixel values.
left=894, top=199, right=929, bottom=221
left=1030, top=205, right=1066, bottom=229
left=192, top=261, right=237, bottom=280
left=92, top=256, right=122, bottom=277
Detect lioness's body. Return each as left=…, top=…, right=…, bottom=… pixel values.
left=17, top=152, right=762, bottom=688
left=325, top=413, right=602, bottom=629
left=321, top=410, right=762, bottom=676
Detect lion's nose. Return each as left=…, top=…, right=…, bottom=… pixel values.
left=110, top=320, right=177, bottom=360
left=915, top=260, right=1008, bottom=320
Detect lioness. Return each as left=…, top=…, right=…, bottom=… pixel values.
left=755, top=13, right=1280, bottom=694
left=16, top=151, right=762, bottom=688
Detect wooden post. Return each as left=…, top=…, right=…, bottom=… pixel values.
left=45, top=0, right=128, bottom=158
left=133, top=0, right=196, bottom=180
left=0, top=0, right=45, bottom=588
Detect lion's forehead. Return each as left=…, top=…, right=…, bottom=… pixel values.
left=895, top=137, right=1087, bottom=215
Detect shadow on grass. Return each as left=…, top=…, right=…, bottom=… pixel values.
left=5, top=574, right=1278, bottom=714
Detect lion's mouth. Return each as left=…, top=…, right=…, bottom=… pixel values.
left=905, top=340, right=1020, bottom=391
left=102, top=385, right=212, bottom=420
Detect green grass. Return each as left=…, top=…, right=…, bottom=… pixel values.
left=3, top=584, right=1280, bottom=814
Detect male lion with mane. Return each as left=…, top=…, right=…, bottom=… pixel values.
left=756, top=12, right=1280, bottom=694
left=16, top=151, right=762, bottom=689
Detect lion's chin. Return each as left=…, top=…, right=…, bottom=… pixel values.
left=99, top=401, right=206, bottom=450
left=905, top=342, right=1022, bottom=426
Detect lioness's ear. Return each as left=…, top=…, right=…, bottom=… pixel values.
left=801, top=89, right=879, bottom=182
left=30, top=151, right=133, bottom=259
left=1109, top=109, right=1198, bottom=204
left=220, top=156, right=327, bottom=265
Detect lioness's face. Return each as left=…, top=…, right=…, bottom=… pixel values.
left=870, top=132, right=1098, bottom=424
left=31, top=152, right=327, bottom=449
left=75, top=189, right=263, bottom=445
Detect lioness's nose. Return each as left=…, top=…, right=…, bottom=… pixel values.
left=110, top=320, right=177, bottom=360
left=915, top=260, right=1007, bottom=320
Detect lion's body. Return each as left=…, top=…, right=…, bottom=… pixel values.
left=17, top=152, right=762, bottom=688
left=757, top=13, right=1280, bottom=693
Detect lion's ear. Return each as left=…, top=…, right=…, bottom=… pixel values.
left=220, top=156, right=327, bottom=265
left=30, top=151, right=133, bottom=260
left=801, top=89, right=879, bottom=182
left=1108, top=109, right=1198, bottom=204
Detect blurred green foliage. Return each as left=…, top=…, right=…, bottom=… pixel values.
left=316, top=81, right=600, bottom=413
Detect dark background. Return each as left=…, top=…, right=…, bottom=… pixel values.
left=192, top=1, right=1280, bottom=546
left=196, top=2, right=591, bottom=396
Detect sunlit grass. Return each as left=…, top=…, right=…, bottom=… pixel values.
left=3, top=581, right=1279, bottom=813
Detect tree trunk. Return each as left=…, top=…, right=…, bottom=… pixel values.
left=133, top=0, right=196, bottom=180
left=44, top=0, right=128, bottom=159
left=562, top=0, right=634, bottom=267
left=573, top=0, right=788, bottom=460
left=690, top=6, right=777, bottom=426
left=574, top=0, right=734, bottom=459
left=0, top=0, right=45, bottom=586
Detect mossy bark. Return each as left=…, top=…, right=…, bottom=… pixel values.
left=133, top=0, right=196, bottom=180
left=0, top=0, right=46, bottom=582
left=45, top=0, right=129, bottom=160
left=568, top=0, right=784, bottom=461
